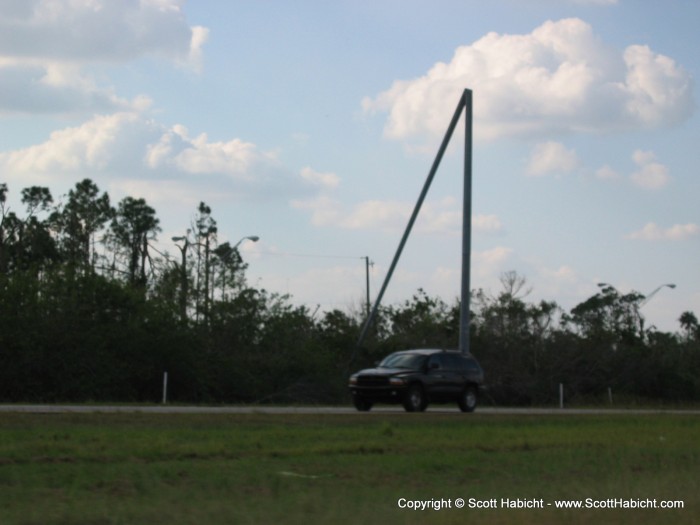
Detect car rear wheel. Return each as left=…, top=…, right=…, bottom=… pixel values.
left=353, top=397, right=373, bottom=412
left=403, top=384, right=427, bottom=412
left=458, top=385, right=478, bottom=412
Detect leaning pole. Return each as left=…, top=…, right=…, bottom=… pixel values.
left=353, top=88, right=473, bottom=360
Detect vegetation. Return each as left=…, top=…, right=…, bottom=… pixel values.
left=1, top=179, right=699, bottom=405
left=0, top=412, right=697, bottom=524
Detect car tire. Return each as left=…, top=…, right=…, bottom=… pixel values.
left=403, top=384, right=427, bottom=412
left=458, top=385, right=478, bottom=413
left=353, top=397, right=373, bottom=412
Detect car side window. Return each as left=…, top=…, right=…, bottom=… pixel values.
left=464, top=359, right=479, bottom=373
left=443, top=354, right=462, bottom=370
left=427, top=355, right=444, bottom=370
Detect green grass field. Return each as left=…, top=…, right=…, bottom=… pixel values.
left=0, top=411, right=698, bottom=524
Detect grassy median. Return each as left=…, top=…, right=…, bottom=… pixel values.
left=0, top=411, right=697, bottom=524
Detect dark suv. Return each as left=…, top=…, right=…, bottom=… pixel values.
left=348, top=349, right=484, bottom=412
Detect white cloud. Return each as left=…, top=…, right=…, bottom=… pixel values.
left=629, top=149, right=670, bottom=189
left=536, top=264, right=581, bottom=296
left=108, top=179, right=206, bottom=210
left=595, top=164, right=620, bottom=180
left=546, top=265, right=578, bottom=282
left=626, top=222, right=700, bottom=241
left=300, top=167, right=341, bottom=189
left=290, top=196, right=343, bottom=227
left=363, top=18, right=693, bottom=141
left=473, top=214, right=503, bottom=234
left=0, top=0, right=207, bottom=114
left=527, top=141, right=580, bottom=176
left=0, top=61, right=150, bottom=115
left=0, top=112, right=314, bottom=201
left=187, top=26, right=209, bottom=71
left=170, top=131, right=263, bottom=179
left=0, top=113, right=160, bottom=179
left=473, top=247, right=513, bottom=279
left=341, top=200, right=411, bottom=231
left=622, top=45, right=692, bottom=127
left=0, top=0, right=203, bottom=63
left=631, top=150, right=656, bottom=165
left=292, top=195, right=503, bottom=235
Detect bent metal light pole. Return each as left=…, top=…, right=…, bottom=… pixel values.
left=233, top=235, right=260, bottom=250
left=640, top=283, right=676, bottom=308
left=353, top=89, right=473, bottom=360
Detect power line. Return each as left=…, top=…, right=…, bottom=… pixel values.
left=256, top=250, right=366, bottom=261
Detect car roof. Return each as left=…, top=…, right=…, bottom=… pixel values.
left=394, top=349, right=466, bottom=356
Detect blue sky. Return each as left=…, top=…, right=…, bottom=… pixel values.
left=1, top=0, right=698, bottom=332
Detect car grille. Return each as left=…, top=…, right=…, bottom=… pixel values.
left=357, top=375, right=390, bottom=387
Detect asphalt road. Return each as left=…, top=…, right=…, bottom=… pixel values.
left=1, top=404, right=699, bottom=415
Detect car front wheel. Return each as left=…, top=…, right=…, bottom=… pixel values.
left=403, top=384, right=427, bottom=412
left=458, top=385, right=478, bottom=412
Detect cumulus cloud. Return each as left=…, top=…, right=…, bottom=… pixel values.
left=473, top=247, right=513, bottom=278
left=629, top=149, right=670, bottom=189
left=527, top=141, right=580, bottom=176
left=300, top=167, right=341, bottom=189
left=0, top=0, right=204, bottom=63
left=0, top=60, right=152, bottom=115
left=187, top=26, right=210, bottom=71
left=626, top=222, right=699, bottom=241
left=0, top=112, right=312, bottom=201
left=291, top=196, right=343, bottom=227
left=595, top=164, right=620, bottom=180
left=363, top=18, right=693, bottom=141
left=0, top=0, right=207, bottom=114
left=165, top=129, right=264, bottom=179
left=291, top=198, right=412, bottom=231
left=292, top=194, right=503, bottom=235
left=0, top=113, right=161, bottom=178
left=473, top=214, right=503, bottom=234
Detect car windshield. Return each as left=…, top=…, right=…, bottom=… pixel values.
left=379, top=353, right=427, bottom=369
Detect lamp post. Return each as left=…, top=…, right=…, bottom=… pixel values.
left=172, top=235, right=189, bottom=324
left=640, top=283, right=676, bottom=308
left=173, top=234, right=259, bottom=320
left=597, top=282, right=676, bottom=336
left=221, top=235, right=259, bottom=301
left=233, top=235, right=260, bottom=250
left=639, top=283, right=676, bottom=338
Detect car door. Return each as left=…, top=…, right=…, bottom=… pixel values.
left=425, top=354, right=450, bottom=399
left=441, top=354, right=466, bottom=396
left=462, top=356, right=484, bottom=385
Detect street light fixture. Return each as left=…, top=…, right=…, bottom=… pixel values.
left=172, top=235, right=190, bottom=323
left=171, top=234, right=259, bottom=321
left=640, top=283, right=676, bottom=308
left=221, top=236, right=259, bottom=302
left=233, top=235, right=259, bottom=250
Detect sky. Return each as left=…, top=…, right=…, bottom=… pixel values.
left=0, top=0, right=698, bottom=332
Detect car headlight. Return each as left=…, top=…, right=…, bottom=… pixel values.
left=389, top=377, right=405, bottom=386
left=349, top=376, right=358, bottom=385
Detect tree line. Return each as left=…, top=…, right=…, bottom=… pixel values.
left=1, top=179, right=699, bottom=405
